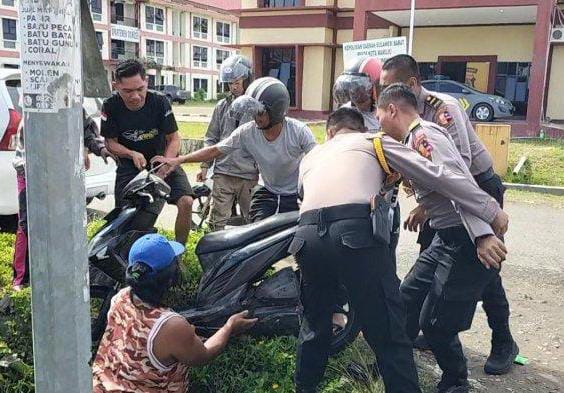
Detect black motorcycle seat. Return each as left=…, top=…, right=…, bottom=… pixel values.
left=196, top=211, right=299, bottom=255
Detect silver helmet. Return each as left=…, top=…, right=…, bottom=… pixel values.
left=219, top=54, right=253, bottom=83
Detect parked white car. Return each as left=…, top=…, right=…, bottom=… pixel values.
left=0, top=69, right=116, bottom=231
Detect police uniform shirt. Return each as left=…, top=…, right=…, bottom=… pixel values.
left=418, top=86, right=493, bottom=176
left=298, top=128, right=500, bottom=240
left=398, top=119, right=499, bottom=240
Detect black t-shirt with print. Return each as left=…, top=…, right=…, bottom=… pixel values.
left=101, top=91, right=178, bottom=173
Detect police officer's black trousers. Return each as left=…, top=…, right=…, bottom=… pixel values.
left=290, top=204, right=421, bottom=393
left=402, top=226, right=499, bottom=389
left=417, top=171, right=511, bottom=341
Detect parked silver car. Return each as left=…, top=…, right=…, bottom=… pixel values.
left=421, top=80, right=514, bottom=122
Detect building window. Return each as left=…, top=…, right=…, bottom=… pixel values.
left=262, top=47, right=296, bottom=106
left=89, top=0, right=102, bottom=21
left=114, top=3, right=124, bottom=21
left=418, top=62, right=437, bottom=81
left=2, top=18, right=17, bottom=49
left=193, top=16, right=208, bottom=40
left=146, top=5, right=164, bottom=32
left=193, top=78, right=208, bottom=96
left=216, top=80, right=229, bottom=95
left=261, top=0, right=301, bottom=7
left=193, top=46, right=208, bottom=69
left=95, top=31, right=104, bottom=51
left=216, top=21, right=230, bottom=44
left=146, top=39, right=165, bottom=64
left=1, top=0, right=15, bottom=7
left=111, top=40, right=125, bottom=59
left=215, top=49, right=230, bottom=70
left=496, top=62, right=530, bottom=116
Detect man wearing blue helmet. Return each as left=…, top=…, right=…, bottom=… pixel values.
left=93, top=233, right=256, bottom=392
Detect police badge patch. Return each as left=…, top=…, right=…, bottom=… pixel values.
left=437, top=108, right=454, bottom=128
left=414, top=133, right=433, bottom=160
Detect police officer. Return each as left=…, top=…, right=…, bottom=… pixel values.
left=199, top=55, right=259, bottom=230
left=333, top=56, right=383, bottom=131
left=380, top=54, right=518, bottom=375
left=151, top=77, right=316, bottom=222
left=293, top=100, right=508, bottom=392
left=333, top=57, right=402, bottom=270
left=375, top=84, right=508, bottom=393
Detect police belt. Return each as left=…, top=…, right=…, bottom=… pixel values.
left=299, top=204, right=370, bottom=227
left=473, top=167, right=495, bottom=185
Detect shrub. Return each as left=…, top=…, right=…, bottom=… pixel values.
left=193, top=89, right=207, bottom=102
left=216, top=92, right=229, bottom=101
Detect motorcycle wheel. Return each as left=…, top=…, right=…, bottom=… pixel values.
left=328, top=285, right=362, bottom=355
left=90, top=285, right=116, bottom=358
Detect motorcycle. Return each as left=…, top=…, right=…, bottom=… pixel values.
left=88, top=167, right=361, bottom=355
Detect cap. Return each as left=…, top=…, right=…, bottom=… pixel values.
left=128, top=234, right=185, bottom=275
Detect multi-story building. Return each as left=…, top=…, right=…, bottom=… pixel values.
left=0, top=0, right=239, bottom=100
left=238, top=0, right=564, bottom=138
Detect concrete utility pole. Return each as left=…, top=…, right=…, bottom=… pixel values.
left=408, top=0, right=416, bottom=55
left=19, top=0, right=92, bottom=391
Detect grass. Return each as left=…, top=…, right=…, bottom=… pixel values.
left=505, top=189, right=564, bottom=208
left=505, top=139, right=564, bottom=186
left=175, top=100, right=219, bottom=108
left=178, top=122, right=209, bottom=139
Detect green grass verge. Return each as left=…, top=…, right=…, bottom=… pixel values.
left=505, top=189, right=564, bottom=208
left=175, top=100, right=219, bottom=108
left=178, top=122, right=210, bottom=139
left=505, top=139, right=564, bottom=186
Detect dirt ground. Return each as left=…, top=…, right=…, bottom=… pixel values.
left=396, top=194, right=564, bottom=393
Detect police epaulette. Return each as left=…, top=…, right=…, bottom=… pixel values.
left=425, top=94, right=443, bottom=109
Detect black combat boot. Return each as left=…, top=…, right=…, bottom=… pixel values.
left=413, top=333, right=431, bottom=350
left=484, top=339, right=519, bottom=375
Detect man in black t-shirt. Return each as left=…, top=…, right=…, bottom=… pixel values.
left=101, top=60, right=194, bottom=244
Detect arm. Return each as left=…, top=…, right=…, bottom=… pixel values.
left=151, top=146, right=224, bottom=177
left=164, top=131, right=182, bottom=158
left=435, top=103, right=472, bottom=169
left=83, top=111, right=103, bottom=156
left=382, top=136, right=501, bottom=226
left=300, top=124, right=318, bottom=153
left=153, top=311, right=257, bottom=367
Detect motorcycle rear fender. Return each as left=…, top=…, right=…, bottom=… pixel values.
left=196, top=227, right=297, bottom=305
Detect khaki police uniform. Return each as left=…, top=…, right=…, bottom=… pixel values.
left=395, top=119, right=502, bottom=391
left=417, top=87, right=512, bottom=346
left=291, top=126, right=500, bottom=393
left=203, top=95, right=258, bottom=230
